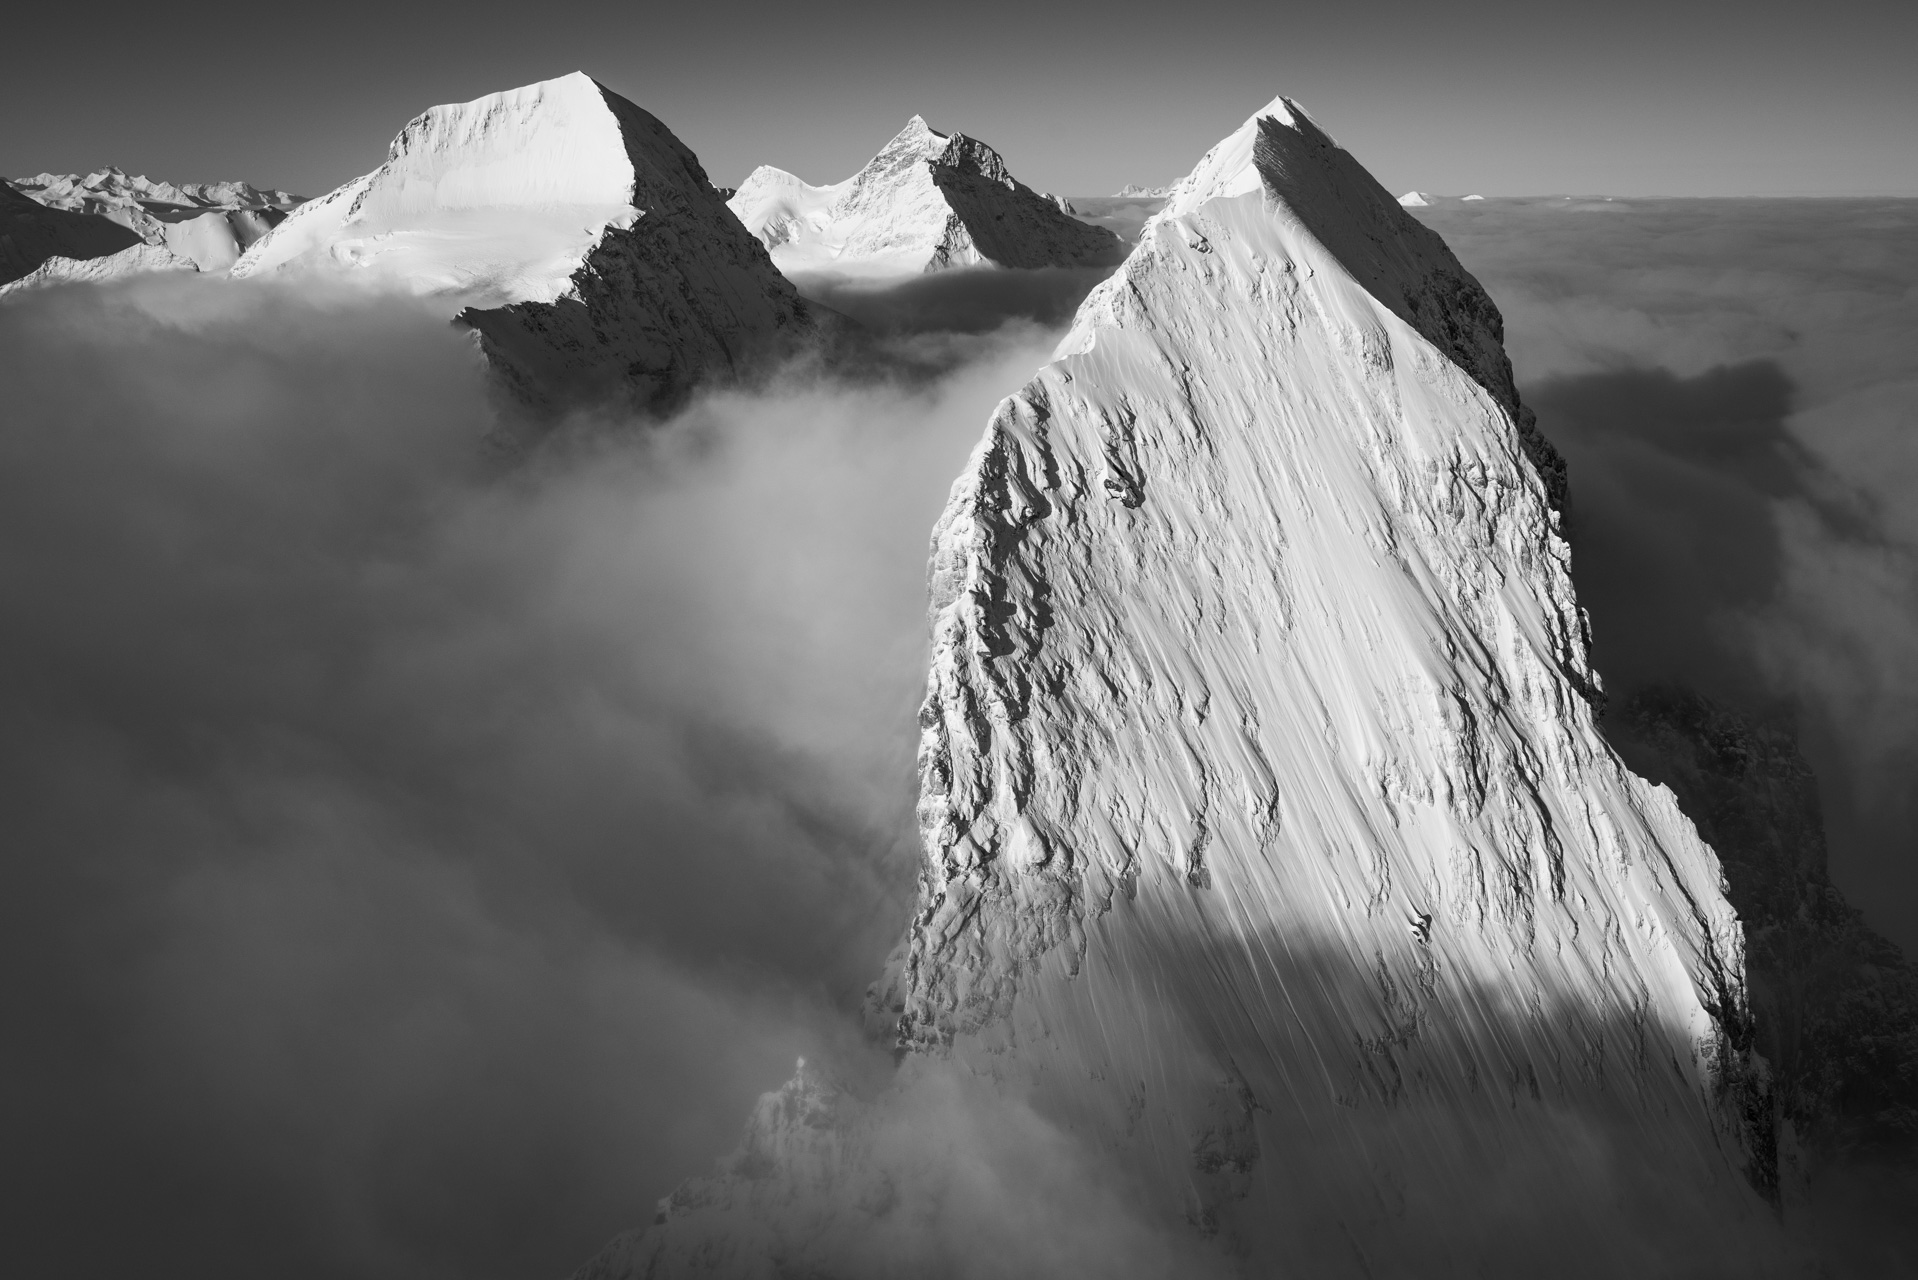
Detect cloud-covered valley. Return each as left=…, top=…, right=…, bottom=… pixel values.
left=0, top=273, right=1077, bottom=1279
left=3, top=193, right=1915, bottom=1279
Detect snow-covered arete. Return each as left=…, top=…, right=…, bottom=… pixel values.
left=0, top=242, right=199, bottom=297
left=728, top=116, right=1123, bottom=278
left=581, top=96, right=1788, bottom=1277
left=233, top=72, right=813, bottom=413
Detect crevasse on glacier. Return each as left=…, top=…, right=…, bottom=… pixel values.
left=581, top=98, right=1789, bottom=1279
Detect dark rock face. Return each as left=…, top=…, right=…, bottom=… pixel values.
left=1607, top=687, right=1918, bottom=1161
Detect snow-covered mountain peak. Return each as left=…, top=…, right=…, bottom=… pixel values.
left=728, top=115, right=1121, bottom=276
left=597, top=90, right=1784, bottom=1276
left=233, top=73, right=811, bottom=412
left=1079, top=95, right=1565, bottom=517
left=1150, top=95, right=1306, bottom=218
left=233, top=71, right=649, bottom=304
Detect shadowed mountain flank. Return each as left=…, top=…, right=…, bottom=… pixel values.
left=1608, top=689, right=1918, bottom=1161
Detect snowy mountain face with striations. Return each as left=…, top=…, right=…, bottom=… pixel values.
left=727, top=116, right=1123, bottom=277
left=578, top=97, right=1793, bottom=1278
left=232, top=72, right=813, bottom=413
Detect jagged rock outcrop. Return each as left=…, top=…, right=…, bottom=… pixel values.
left=1609, top=688, right=1918, bottom=1160
left=727, top=117, right=1124, bottom=276
left=8, top=168, right=300, bottom=273
left=583, top=97, right=1791, bottom=1277
left=232, top=72, right=814, bottom=414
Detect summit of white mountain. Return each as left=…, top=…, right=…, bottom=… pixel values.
left=728, top=116, right=1123, bottom=277
left=232, top=72, right=814, bottom=413
left=578, top=95, right=1791, bottom=1278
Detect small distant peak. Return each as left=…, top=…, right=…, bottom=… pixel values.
left=857, top=115, right=952, bottom=174
left=1461, top=193, right=1485, bottom=201
left=1397, top=191, right=1436, bottom=207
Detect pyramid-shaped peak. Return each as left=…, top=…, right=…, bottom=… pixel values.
left=877, top=114, right=949, bottom=160
left=1154, top=94, right=1313, bottom=216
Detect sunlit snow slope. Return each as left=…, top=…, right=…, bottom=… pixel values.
left=0, top=243, right=199, bottom=296
left=729, top=117, right=1123, bottom=277
left=580, top=98, right=1789, bottom=1278
left=233, top=72, right=812, bottom=412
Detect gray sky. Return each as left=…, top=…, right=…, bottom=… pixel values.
left=4, top=0, right=1915, bottom=198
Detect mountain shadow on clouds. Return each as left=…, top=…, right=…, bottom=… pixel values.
left=1531, top=360, right=1817, bottom=709
left=794, top=265, right=1116, bottom=338
left=1536, top=362, right=1918, bottom=1266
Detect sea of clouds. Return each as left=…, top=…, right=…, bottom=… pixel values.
left=1, top=197, right=1912, bottom=1279
left=1418, top=197, right=1918, bottom=956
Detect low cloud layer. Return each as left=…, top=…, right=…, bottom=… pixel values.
left=6, top=199, right=1914, bottom=1280
left=1419, top=197, right=1918, bottom=953
left=0, top=273, right=1073, bottom=1279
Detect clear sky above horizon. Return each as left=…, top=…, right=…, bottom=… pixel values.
left=5, top=0, right=1915, bottom=200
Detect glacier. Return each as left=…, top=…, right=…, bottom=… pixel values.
left=232, top=72, right=813, bottom=413
left=728, top=116, right=1123, bottom=278
left=577, top=95, right=1795, bottom=1278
